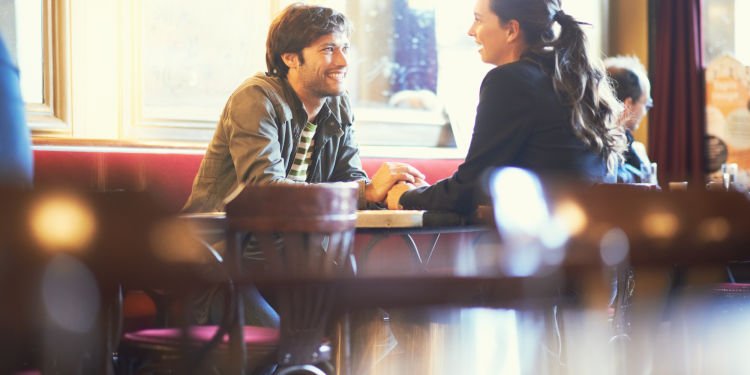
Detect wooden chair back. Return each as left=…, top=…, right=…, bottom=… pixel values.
left=223, top=183, right=359, bottom=370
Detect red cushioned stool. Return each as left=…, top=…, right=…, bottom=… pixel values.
left=118, top=325, right=279, bottom=374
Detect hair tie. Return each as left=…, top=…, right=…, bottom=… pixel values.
left=553, top=10, right=592, bottom=27
left=553, top=10, right=565, bottom=23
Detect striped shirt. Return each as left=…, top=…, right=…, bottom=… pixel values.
left=287, top=122, right=317, bottom=181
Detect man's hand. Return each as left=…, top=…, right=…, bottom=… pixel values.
left=365, top=162, right=425, bottom=203
left=386, top=182, right=415, bottom=210
left=413, top=177, right=430, bottom=188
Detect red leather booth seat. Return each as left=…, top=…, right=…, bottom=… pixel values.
left=33, top=145, right=463, bottom=213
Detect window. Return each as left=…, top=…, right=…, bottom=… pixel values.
left=273, top=0, right=605, bottom=154
left=26, top=0, right=606, bottom=156
left=0, top=0, right=43, bottom=103
left=304, top=0, right=493, bottom=151
left=704, top=0, right=750, bottom=65
left=1, top=0, right=69, bottom=134
left=129, top=0, right=270, bottom=142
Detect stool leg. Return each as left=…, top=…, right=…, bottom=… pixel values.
left=227, top=230, right=247, bottom=374
left=334, top=312, right=352, bottom=375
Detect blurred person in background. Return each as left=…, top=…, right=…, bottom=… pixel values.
left=605, top=55, right=653, bottom=183
left=0, top=34, right=33, bottom=188
left=1, top=32, right=34, bottom=373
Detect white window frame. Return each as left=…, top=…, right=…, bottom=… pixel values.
left=26, top=0, right=71, bottom=136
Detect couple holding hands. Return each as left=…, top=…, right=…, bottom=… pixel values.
left=183, top=0, right=625, bottom=218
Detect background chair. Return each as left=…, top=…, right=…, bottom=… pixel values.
left=0, top=188, right=220, bottom=373
left=115, top=209, right=279, bottom=374
left=570, top=186, right=750, bottom=373
left=116, top=246, right=280, bottom=375
left=488, top=168, right=750, bottom=373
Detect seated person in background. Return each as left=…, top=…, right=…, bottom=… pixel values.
left=182, top=4, right=424, bottom=327
left=0, top=35, right=33, bottom=188
left=1, top=34, right=34, bottom=372
left=604, top=55, right=653, bottom=183
left=386, top=0, right=625, bottom=213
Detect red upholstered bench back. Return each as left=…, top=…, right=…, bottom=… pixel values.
left=33, top=146, right=463, bottom=213
left=33, top=147, right=205, bottom=213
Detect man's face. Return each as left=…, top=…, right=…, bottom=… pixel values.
left=291, top=32, right=350, bottom=98
left=623, top=90, right=653, bottom=132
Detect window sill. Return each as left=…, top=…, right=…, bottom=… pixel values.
left=32, top=137, right=206, bottom=154
left=32, top=137, right=467, bottom=159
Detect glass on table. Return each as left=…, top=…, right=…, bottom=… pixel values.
left=721, top=163, right=739, bottom=190
left=640, top=162, right=658, bottom=185
left=668, top=181, right=688, bottom=191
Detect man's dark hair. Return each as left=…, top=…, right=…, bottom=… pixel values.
left=605, top=56, right=649, bottom=102
left=266, top=4, right=352, bottom=78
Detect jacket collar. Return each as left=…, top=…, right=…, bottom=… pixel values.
left=317, top=101, right=345, bottom=138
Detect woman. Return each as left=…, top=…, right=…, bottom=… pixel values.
left=386, top=0, right=624, bottom=213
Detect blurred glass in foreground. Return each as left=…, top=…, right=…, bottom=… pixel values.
left=488, top=168, right=572, bottom=277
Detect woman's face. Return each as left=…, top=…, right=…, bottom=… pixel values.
left=468, top=0, right=514, bottom=66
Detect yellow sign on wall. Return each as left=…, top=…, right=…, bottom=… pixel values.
left=706, top=54, right=750, bottom=174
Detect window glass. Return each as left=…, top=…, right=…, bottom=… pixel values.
left=140, top=0, right=268, bottom=122
left=0, top=0, right=43, bottom=104
left=277, top=0, right=491, bottom=147
left=704, top=0, right=750, bottom=65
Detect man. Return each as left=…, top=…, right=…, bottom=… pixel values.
left=182, top=4, right=424, bottom=327
left=183, top=4, right=423, bottom=214
left=605, top=55, right=654, bottom=183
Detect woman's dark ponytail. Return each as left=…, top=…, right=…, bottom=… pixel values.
left=549, top=9, right=625, bottom=172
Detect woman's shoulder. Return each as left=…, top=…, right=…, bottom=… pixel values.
left=483, top=60, right=546, bottom=88
left=485, top=59, right=546, bottom=82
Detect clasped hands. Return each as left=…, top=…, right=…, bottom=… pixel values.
left=364, top=162, right=429, bottom=210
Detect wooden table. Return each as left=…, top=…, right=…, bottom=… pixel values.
left=182, top=210, right=490, bottom=269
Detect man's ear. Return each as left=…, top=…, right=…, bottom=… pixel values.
left=281, top=52, right=300, bottom=70
left=623, top=97, right=635, bottom=113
